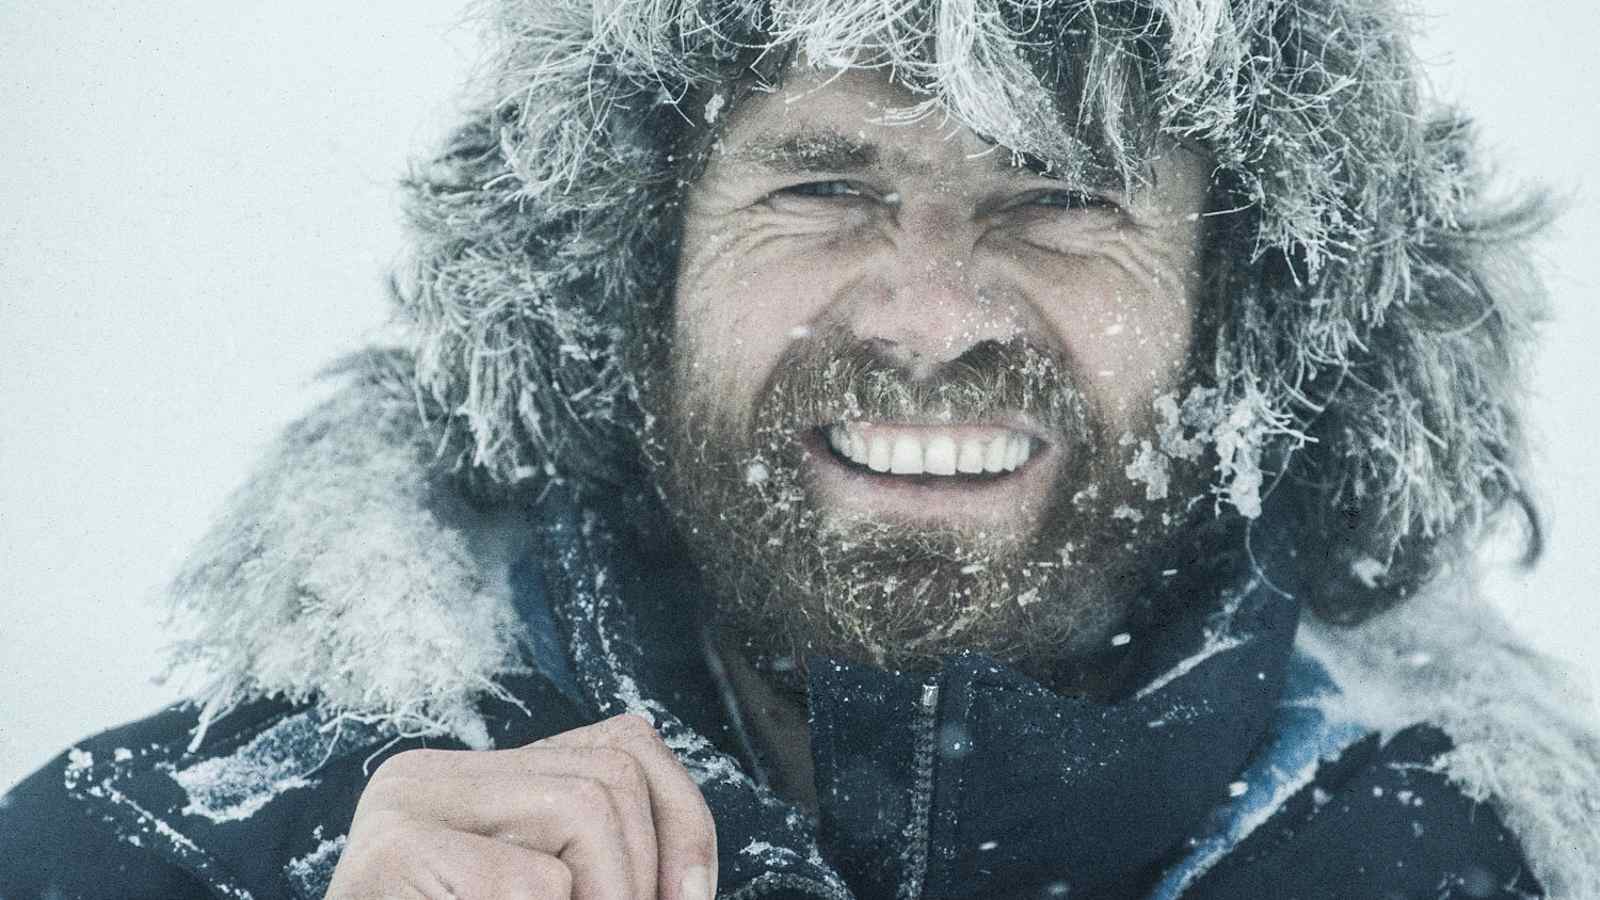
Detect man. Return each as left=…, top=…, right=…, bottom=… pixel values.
left=4, top=1, right=1598, bottom=898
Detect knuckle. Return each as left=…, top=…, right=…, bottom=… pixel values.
left=519, top=854, right=573, bottom=898
left=589, top=746, right=648, bottom=797
left=368, top=748, right=441, bottom=786
left=568, top=774, right=616, bottom=813
left=356, top=809, right=423, bottom=857
left=606, top=712, right=659, bottom=741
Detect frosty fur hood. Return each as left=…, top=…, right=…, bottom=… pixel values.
left=168, top=363, right=1600, bottom=897
left=396, top=0, right=1548, bottom=623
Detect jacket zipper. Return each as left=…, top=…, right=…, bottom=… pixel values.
left=898, top=680, right=941, bottom=900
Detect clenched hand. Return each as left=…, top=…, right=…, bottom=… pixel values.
left=325, top=714, right=718, bottom=899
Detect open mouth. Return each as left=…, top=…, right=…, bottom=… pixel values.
left=817, top=422, right=1040, bottom=480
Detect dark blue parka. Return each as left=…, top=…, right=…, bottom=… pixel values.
left=0, top=483, right=1545, bottom=900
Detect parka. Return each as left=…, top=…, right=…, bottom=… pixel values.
left=3, top=375, right=1596, bottom=899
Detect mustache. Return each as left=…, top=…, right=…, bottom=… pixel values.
left=756, top=330, right=1096, bottom=443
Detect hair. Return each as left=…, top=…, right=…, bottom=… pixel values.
left=391, top=0, right=1547, bottom=623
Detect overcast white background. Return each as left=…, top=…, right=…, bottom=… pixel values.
left=2, top=3, right=1597, bottom=793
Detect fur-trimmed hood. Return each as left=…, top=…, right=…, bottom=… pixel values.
left=394, top=0, right=1549, bottom=624
left=167, top=366, right=1600, bottom=897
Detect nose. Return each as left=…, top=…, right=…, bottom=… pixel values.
left=841, top=203, right=1024, bottom=378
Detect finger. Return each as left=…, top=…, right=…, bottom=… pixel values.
left=543, top=715, right=720, bottom=900
left=328, top=820, right=573, bottom=900
left=361, top=759, right=639, bottom=900
left=515, top=743, right=659, bottom=899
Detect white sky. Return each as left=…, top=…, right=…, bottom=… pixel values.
left=2, top=2, right=1597, bottom=792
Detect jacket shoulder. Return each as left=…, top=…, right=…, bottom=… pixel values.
left=1, top=673, right=590, bottom=900
left=1184, top=723, right=1542, bottom=899
left=1, top=703, right=220, bottom=899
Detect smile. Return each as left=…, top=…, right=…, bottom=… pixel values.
left=821, top=422, right=1038, bottom=477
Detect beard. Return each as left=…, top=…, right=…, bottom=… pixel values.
left=642, top=325, right=1225, bottom=680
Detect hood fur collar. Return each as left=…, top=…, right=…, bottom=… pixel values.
left=168, top=365, right=1599, bottom=897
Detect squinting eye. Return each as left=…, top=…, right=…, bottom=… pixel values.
left=1027, top=189, right=1116, bottom=211
left=779, top=180, right=867, bottom=199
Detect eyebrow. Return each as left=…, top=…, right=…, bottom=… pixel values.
left=718, top=125, right=1124, bottom=191
left=720, top=128, right=884, bottom=175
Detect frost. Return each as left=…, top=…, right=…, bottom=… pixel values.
left=66, top=747, right=93, bottom=774
left=702, top=92, right=726, bottom=124
left=1136, top=594, right=1251, bottom=700
left=285, top=833, right=348, bottom=899
left=113, top=747, right=134, bottom=762
left=1227, top=781, right=1249, bottom=798
left=1110, top=632, right=1132, bottom=647
left=1112, top=505, right=1144, bottom=523
left=1351, top=556, right=1388, bottom=589
left=745, top=461, right=770, bottom=484
left=1124, top=440, right=1170, bottom=500
left=739, top=838, right=802, bottom=863
left=171, top=713, right=368, bottom=824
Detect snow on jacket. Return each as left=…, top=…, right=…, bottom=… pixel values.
left=3, top=371, right=1596, bottom=899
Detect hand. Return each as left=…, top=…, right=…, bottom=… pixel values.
left=324, top=714, right=719, bottom=899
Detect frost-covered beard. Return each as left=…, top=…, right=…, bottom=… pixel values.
left=648, top=328, right=1213, bottom=677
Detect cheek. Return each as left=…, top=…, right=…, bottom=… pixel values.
left=1023, top=248, right=1197, bottom=423
left=673, top=223, right=844, bottom=414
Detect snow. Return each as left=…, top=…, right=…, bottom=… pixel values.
left=1136, top=594, right=1253, bottom=701
left=1351, top=556, right=1388, bottom=589
left=1124, top=439, right=1171, bottom=500
left=170, top=712, right=360, bottom=824
left=65, top=748, right=93, bottom=775
left=285, top=833, right=348, bottom=898
left=702, top=92, right=726, bottom=125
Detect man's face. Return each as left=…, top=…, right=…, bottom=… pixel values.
left=652, top=66, right=1217, bottom=675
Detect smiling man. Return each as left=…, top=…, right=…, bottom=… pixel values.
left=662, top=69, right=1217, bottom=684
left=5, top=2, right=1599, bottom=899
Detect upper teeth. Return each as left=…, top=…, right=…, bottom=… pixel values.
left=825, top=424, right=1034, bottom=476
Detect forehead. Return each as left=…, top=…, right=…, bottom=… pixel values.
left=699, top=65, right=1170, bottom=198
left=708, top=66, right=1076, bottom=182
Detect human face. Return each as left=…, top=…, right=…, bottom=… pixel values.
left=656, top=66, right=1217, bottom=672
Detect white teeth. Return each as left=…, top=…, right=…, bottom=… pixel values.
left=867, top=435, right=892, bottom=472
left=983, top=436, right=1008, bottom=473
left=1007, top=435, right=1030, bottom=469
left=849, top=430, right=868, bottom=464
left=826, top=425, right=847, bottom=455
left=924, top=435, right=958, bottom=475
left=826, top=423, right=1035, bottom=477
left=956, top=438, right=986, bottom=474
left=889, top=435, right=923, bottom=474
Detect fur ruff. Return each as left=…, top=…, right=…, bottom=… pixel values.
left=1300, top=587, right=1600, bottom=899
left=168, top=368, right=1600, bottom=896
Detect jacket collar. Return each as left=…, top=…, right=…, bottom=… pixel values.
left=536, top=480, right=1302, bottom=899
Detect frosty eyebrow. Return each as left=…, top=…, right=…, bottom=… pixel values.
left=721, top=125, right=1122, bottom=193
left=723, top=128, right=883, bottom=174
